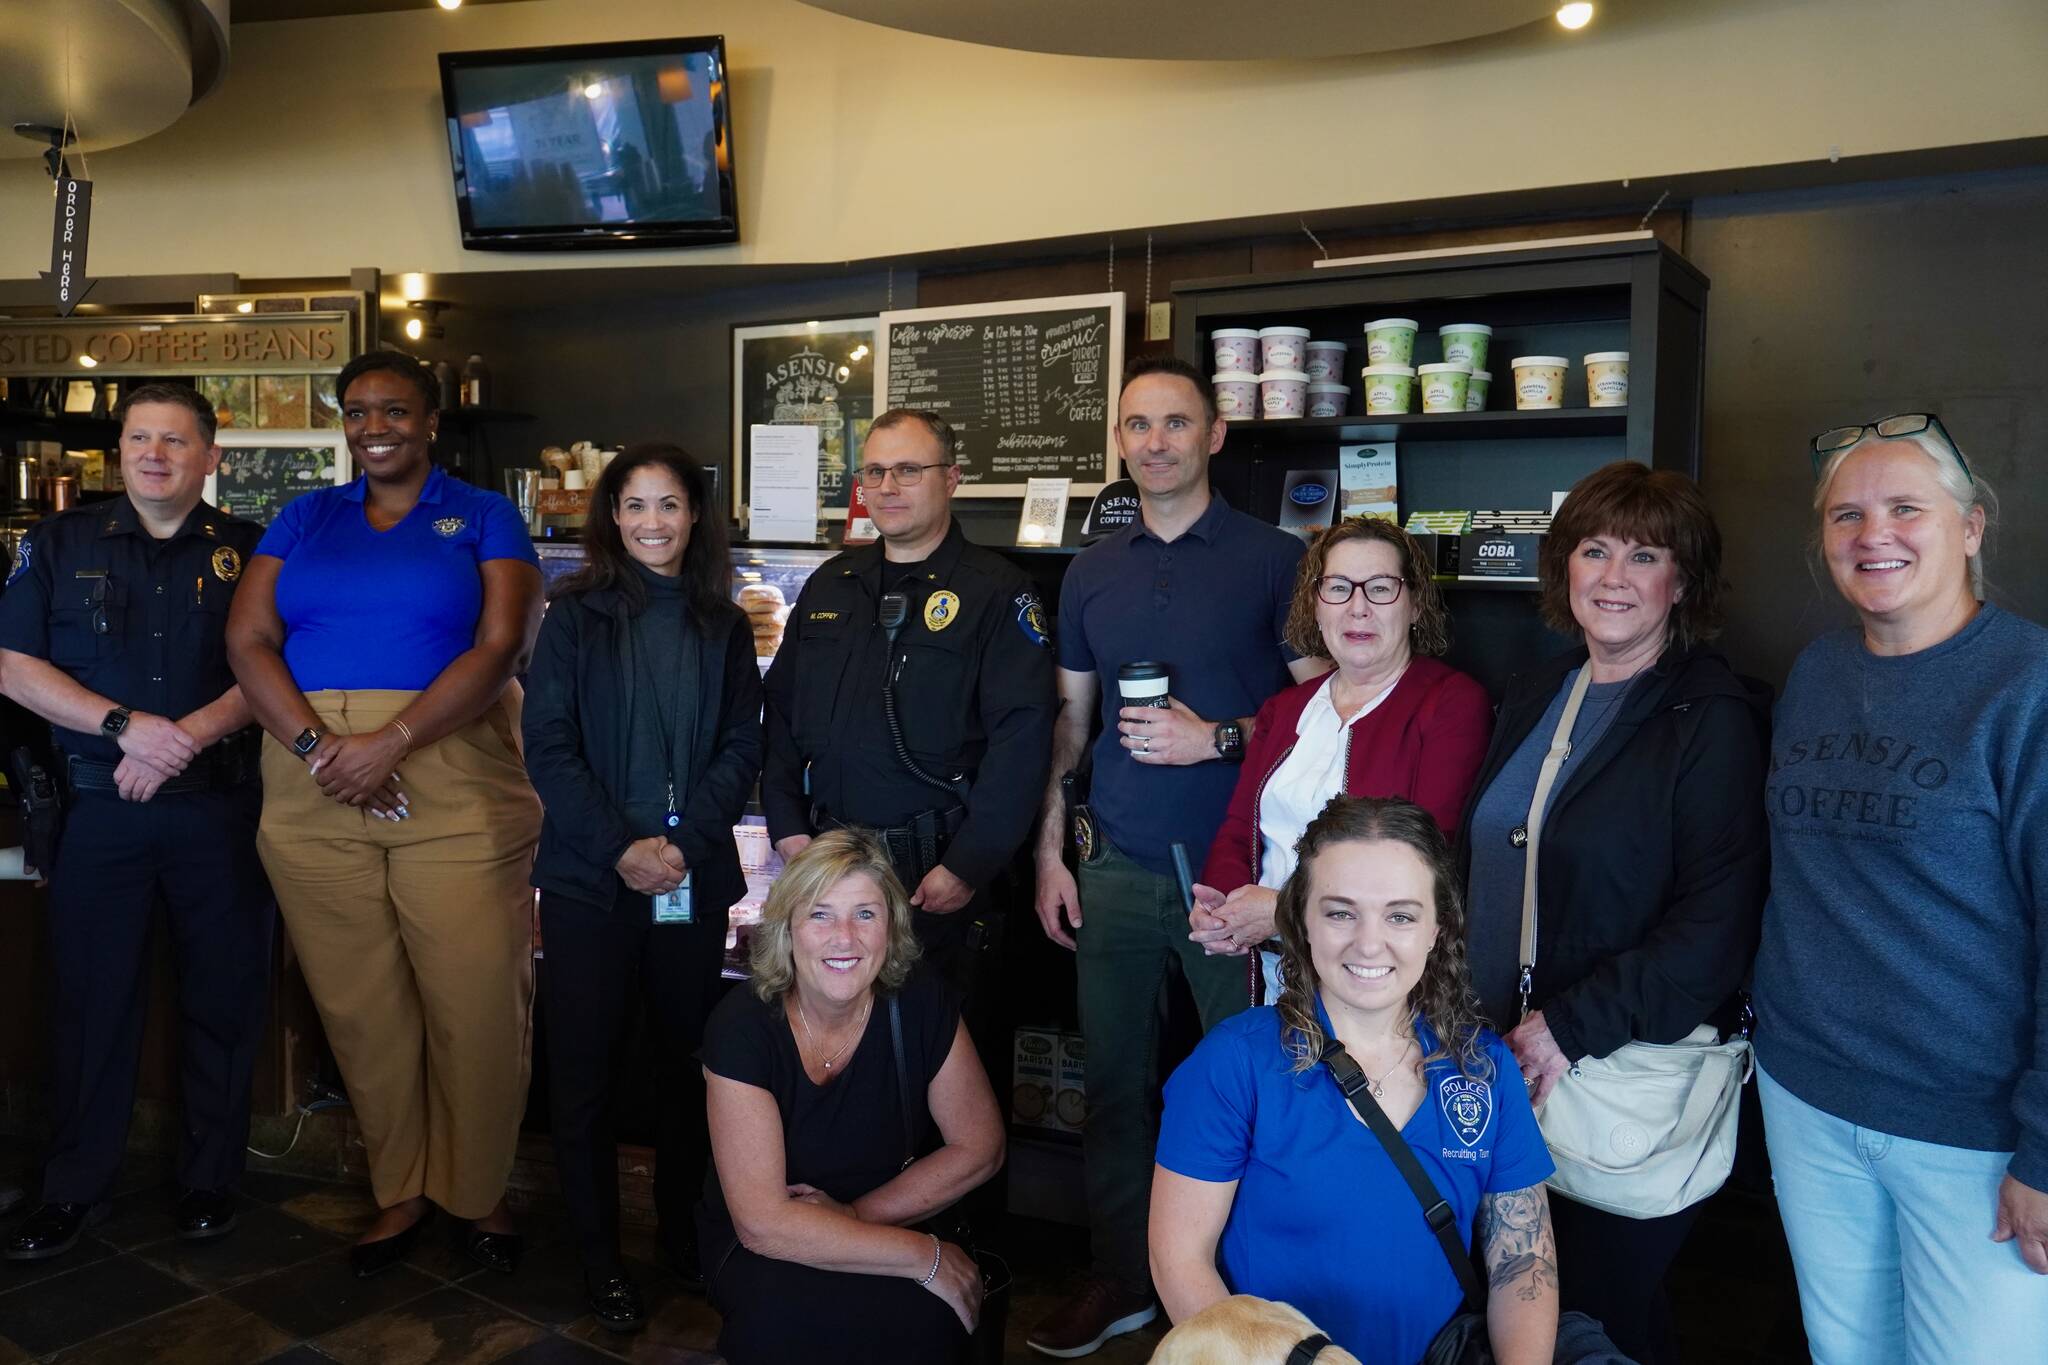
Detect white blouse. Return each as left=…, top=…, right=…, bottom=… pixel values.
left=1251, top=669, right=1400, bottom=1001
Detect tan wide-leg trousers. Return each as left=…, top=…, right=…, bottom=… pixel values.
left=257, top=688, right=541, bottom=1219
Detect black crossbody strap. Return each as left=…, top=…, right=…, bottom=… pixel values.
left=1319, top=1039, right=1485, bottom=1310
left=889, top=994, right=915, bottom=1169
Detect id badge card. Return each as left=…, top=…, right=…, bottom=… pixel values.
left=654, top=872, right=693, bottom=925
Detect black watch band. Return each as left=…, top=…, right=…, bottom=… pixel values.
left=291, top=727, right=323, bottom=757
left=101, top=706, right=132, bottom=738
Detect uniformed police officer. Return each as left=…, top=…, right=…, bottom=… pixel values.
left=762, top=407, right=1055, bottom=998
left=0, top=383, right=270, bottom=1262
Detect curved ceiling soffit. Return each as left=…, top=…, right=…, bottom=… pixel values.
left=0, top=0, right=227, bottom=162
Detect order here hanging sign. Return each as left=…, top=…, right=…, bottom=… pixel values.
left=42, top=176, right=94, bottom=316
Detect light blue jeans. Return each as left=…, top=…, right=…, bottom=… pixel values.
left=1758, top=1065, right=2048, bottom=1364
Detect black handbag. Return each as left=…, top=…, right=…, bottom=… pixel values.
left=1317, top=1040, right=1635, bottom=1365
left=889, top=995, right=1011, bottom=1365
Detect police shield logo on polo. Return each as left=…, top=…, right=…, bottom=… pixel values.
left=924, top=589, right=959, bottom=632
left=210, top=546, right=242, bottom=582
left=433, top=517, right=467, bottom=538
left=1014, top=590, right=1051, bottom=648
left=1440, top=1075, right=1493, bottom=1149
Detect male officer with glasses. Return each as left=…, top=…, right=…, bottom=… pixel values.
left=0, top=383, right=269, bottom=1262
left=761, top=406, right=1055, bottom=999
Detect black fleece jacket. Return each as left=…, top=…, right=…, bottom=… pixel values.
left=523, top=585, right=763, bottom=916
left=1457, top=643, right=1771, bottom=1063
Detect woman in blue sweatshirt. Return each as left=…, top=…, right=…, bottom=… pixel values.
left=1756, top=414, right=2048, bottom=1363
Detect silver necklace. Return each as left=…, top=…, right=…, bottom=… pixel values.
left=795, top=992, right=872, bottom=1073
left=1360, top=1036, right=1415, bottom=1099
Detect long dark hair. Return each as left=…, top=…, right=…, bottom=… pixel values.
left=558, top=443, right=731, bottom=621
left=1273, top=795, right=1492, bottom=1081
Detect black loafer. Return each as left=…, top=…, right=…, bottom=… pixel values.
left=2, top=1201, right=106, bottom=1262
left=585, top=1270, right=646, bottom=1334
left=175, top=1187, right=239, bottom=1241
left=350, top=1209, right=430, bottom=1278
left=465, top=1228, right=524, bottom=1276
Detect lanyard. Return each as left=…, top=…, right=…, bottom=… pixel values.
left=634, top=603, right=690, bottom=828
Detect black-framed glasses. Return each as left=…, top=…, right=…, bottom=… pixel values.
left=1316, top=574, right=1405, bottom=607
left=856, top=461, right=950, bottom=488
left=1810, top=413, right=1972, bottom=484
left=89, top=577, right=109, bottom=635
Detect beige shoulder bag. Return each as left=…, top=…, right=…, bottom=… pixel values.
left=1518, top=667, right=1751, bottom=1220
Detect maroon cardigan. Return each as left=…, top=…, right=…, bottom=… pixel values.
left=1201, top=654, right=1493, bottom=895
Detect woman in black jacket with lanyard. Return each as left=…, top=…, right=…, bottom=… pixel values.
left=523, top=444, right=763, bottom=1333
left=1458, top=462, right=1767, bottom=1365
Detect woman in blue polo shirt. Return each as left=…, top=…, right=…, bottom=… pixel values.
left=1151, top=796, right=1558, bottom=1365
left=227, top=350, right=543, bottom=1279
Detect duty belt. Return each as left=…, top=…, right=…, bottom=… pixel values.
left=62, top=738, right=257, bottom=797
left=814, top=803, right=966, bottom=888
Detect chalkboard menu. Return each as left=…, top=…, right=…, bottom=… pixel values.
left=206, top=436, right=349, bottom=525
left=876, top=292, right=1123, bottom=497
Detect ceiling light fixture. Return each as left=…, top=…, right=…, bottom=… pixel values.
left=584, top=81, right=604, bottom=100
left=437, top=0, right=463, bottom=11
left=1556, top=2, right=1594, bottom=29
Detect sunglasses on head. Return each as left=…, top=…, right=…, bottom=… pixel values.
left=1810, top=413, right=1972, bottom=484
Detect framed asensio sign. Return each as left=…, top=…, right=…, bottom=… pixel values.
left=731, top=316, right=877, bottom=527
left=203, top=431, right=351, bottom=527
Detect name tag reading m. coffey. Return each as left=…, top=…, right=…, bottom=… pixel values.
left=654, top=873, right=693, bottom=925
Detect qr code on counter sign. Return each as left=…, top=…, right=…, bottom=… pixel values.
left=1025, top=494, right=1062, bottom=527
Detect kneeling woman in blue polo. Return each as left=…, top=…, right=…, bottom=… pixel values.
left=1151, top=795, right=1558, bottom=1365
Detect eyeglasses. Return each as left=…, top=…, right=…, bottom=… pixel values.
left=856, top=461, right=950, bottom=488
left=1316, top=574, right=1405, bottom=606
left=1811, top=413, right=1972, bottom=484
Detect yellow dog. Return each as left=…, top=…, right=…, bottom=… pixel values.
left=1150, top=1295, right=1362, bottom=1365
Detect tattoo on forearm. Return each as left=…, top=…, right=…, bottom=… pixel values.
left=1478, top=1186, right=1558, bottom=1303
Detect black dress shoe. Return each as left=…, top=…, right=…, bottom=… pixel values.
left=660, top=1230, right=705, bottom=1288
left=350, top=1208, right=430, bottom=1278
left=585, top=1270, right=646, bottom=1334
left=175, top=1188, right=239, bottom=1241
left=464, top=1227, right=524, bottom=1275
left=2, top=1201, right=105, bottom=1262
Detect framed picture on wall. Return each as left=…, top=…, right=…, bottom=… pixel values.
left=203, top=430, right=351, bottom=527
left=731, top=316, right=878, bottom=530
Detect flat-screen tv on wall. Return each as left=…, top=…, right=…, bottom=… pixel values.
left=439, top=35, right=737, bottom=252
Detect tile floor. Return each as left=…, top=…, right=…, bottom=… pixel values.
left=0, top=1142, right=1802, bottom=1363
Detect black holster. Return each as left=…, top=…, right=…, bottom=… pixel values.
left=9, top=747, right=62, bottom=877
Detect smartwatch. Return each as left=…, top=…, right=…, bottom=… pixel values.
left=1213, top=720, right=1245, bottom=763
left=101, top=707, right=132, bottom=739
left=291, top=727, right=324, bottom=758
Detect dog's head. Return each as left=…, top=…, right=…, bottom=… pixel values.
left=1149, top=1295, right=1362, bottom=1365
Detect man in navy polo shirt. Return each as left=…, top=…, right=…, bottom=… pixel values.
left=1025, top=355, right=1324, bottom=1358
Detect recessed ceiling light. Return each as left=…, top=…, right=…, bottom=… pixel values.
left=1557, top=2, right=1594, bottom=30
left=437, top=0, right=463, bottom=11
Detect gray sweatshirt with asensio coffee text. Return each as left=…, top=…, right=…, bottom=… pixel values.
left=1754, top=605, right=2048, bottom=1191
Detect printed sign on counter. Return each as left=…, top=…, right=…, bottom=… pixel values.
left=1015, top=477, right=1070, bottom=546
left=1278, top=467, right=1339, bottom=545
left=1339, top=443, right=1399, bottom=523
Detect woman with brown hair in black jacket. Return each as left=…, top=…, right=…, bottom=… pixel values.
left=522, top=443, right=762, bottom=1332
left=1457, top=461, right=1768, bottom=1365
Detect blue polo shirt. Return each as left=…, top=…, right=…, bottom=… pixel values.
left=256, top=467, right=537, bottom=692
left=1056, top=491, right=1303, bottom=873
left=1158, top=1000, right=1553, bottom=1365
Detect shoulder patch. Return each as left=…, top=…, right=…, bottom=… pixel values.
left=1438, top=1074, right=1494, bottom=1149
left=1012, top=590, right=1052, bottom=648
left=7, top=537, right=29, bottom=586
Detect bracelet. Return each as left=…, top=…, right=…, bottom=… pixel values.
left=917, top=1233, right=941, bottom=1286
left=390, top=718, right=415, bottom=752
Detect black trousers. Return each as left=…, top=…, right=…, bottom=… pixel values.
left=1550, top=1189, right=1703, bottom=1365
left=708, top=1238, right=967, bottom=1365
left=43, top=786, right=273, bottom=1205
left=538, top=887, right=728, bottom=1272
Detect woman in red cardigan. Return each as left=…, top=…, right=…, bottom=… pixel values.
left=1192, top=517, right=1491, bottom=1004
